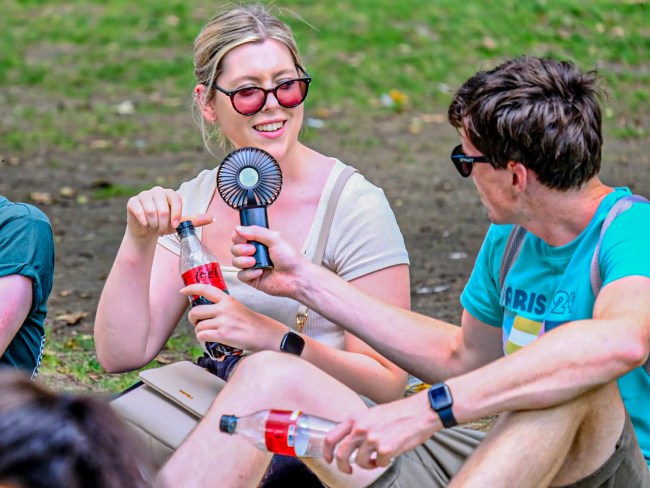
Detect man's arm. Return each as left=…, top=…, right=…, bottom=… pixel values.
left=236, top=225, right=649, bottom=411
left=0, top=275, right=33, bottom=355
left=232, top=225, right=503, bottom=381
left=323, top=275, right=650, bottom=471
left=296, top=261, right=649, bottom=418
left=449, top=275, right=650, bottom=422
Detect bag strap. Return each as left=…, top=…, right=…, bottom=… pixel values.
left=589, top=194, right=649, bottom=296
left=296, top=165, right=357, bottom=333
left=499, top=225, right=527, bottom=291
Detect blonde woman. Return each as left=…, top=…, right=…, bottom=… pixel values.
left=95, top=4, right=410, bottom=484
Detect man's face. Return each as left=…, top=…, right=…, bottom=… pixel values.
left=460, top=133, right=516, bottom=224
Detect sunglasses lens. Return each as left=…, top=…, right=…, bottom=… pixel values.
left=451, top=145, right=474, bottom=177
left=276, top=80, right=309, bottom=108
left=233, top=88, right=266, bottom=115
left=452, top=160, right=470, bottom=177
left=230, top=79, right=309, bottom=115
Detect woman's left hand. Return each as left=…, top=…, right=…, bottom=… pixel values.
left=180, top=283, right=286, bottom=352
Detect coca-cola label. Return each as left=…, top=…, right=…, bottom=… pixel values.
left=182, top=263, right=227, bottom=301
left=265, top=410, right=301, bottom=456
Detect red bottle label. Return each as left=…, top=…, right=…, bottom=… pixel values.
left=264, top=410, right=301, bottom=457
left=181, top=263, right=227, bottom=301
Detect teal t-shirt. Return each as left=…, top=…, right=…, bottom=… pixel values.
left=0, top=196, right=54, bottom=377
left=461, top=188, right=650, bottom=466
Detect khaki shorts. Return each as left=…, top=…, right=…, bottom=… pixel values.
left=369, top=412, right=649, bottom=488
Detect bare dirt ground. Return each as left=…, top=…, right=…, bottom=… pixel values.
left=1, top=110, right=648, bottom=394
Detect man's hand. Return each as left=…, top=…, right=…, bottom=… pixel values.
left=231, top=225, right=309, bottom=298
left=323, top=390, right=441, bottom=474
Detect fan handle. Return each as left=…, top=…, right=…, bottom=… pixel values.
left=240, top=205, right=273, bottom=269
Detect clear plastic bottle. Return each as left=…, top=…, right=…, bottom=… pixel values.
left=177, top=220, right=242, bottom=359
left=219, top=409, right=338, bottom=457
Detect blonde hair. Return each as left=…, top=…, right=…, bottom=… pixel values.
left=193, top=4, right=305, bottom=152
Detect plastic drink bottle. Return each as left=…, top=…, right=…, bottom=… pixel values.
left=177, top=220, right=242, bottom=359
left=219, top=409, right=337, bottom=457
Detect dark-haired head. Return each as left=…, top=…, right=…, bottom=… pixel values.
left=448, top=56, right=605, bottom=190
left=0, top=369, right=153, bottom=488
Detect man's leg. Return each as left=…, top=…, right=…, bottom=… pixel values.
left=158, top=351, right=389, bottom=488
left=450, top=381, right=632, bottom=487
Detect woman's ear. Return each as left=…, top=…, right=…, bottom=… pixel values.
left=195, top=84, right=217, bottom=123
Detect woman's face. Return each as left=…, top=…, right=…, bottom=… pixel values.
left=212, top=39, right=304, bottom=162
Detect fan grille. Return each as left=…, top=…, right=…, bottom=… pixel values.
left=217, top=147, right=283, bottom=209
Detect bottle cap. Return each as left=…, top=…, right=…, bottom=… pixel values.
left=219, top=414, right=238, bottom=434
left=176, top=220, right=195, bottom=238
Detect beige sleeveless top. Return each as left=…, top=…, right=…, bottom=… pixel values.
left=159, top=159, right=409, bottom=349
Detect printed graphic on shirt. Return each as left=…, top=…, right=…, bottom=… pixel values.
left=548, top=291, right=576, bottom=315
left=502, top=286, right=547, bottom=315
left=502, top=310, right=545, bottom=354
left=501, top=287, right=575, bottom=355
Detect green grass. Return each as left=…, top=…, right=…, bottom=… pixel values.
left=42, top=325, right=204, bottom=392
left=1, top=0, right=648, bottom=159
left=92, top=182, right=153, bottom=199
left=2, top=0, right=648, bottom=392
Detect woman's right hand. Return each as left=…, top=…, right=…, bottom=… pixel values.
left=126, top=186, right=212, bottom=238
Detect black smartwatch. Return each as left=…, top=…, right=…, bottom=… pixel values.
left=427, top=383, right=458, bottom=428
left=280, top=331, right=305, bottom=356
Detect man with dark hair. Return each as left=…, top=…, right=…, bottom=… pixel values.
left=0, top=195, right=54, bottom=378
left=166, top=56, right=649, bottom=487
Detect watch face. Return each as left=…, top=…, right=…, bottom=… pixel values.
left=281, top=332, right=305, bottom=356
left=428, top=384, right=452, bottom=410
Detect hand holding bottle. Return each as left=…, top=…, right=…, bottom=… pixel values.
left=180, top=283, right=287, bottom=353
left=126, top=186, right=212, bottom=239
left=323, top=392, right=436, bottom=473
left=178, top=221, right=242, bottom=359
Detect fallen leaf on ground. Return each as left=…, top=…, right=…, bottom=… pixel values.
left=155, top=354, right=174, bottom=364
left=29, top=192, right=52, bottom=205
left=59, top=186, right=75, bottom=198
left=55, top=312, right=88, bottom=325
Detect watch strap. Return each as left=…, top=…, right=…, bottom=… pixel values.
left=436, top=405, right=457, bottom=429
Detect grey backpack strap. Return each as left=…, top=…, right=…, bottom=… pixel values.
left=589, top=194, right=649, bottom=374
left=296, top=165, right=358, bottom=333
left=499, top=225, right=528, bottom=291
left=590, top=194, right=649, bottom=296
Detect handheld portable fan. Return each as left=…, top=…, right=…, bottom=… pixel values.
left=217, top=147, right=283, bottom=269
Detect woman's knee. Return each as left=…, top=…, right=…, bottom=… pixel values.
left=231, top=351, right=316, bottom=390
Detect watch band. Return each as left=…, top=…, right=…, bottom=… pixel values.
left=427, top=383, right=458, bottom=428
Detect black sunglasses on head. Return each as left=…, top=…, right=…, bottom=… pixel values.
left=450, top=144, right=491, bottom=177
left=213, top=66, right=312, bottom=116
